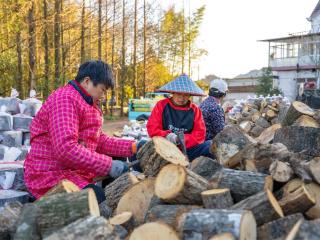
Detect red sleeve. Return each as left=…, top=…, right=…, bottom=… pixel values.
left=48, top=95, right=112, bottom=177
left=146, top=99, right=171, bottom=138
left=184, top=104, right=206, bottom=149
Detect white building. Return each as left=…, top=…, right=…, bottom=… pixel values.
left=260, top=1, right=320, bottom=101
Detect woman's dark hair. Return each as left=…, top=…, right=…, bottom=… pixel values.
left=209, top=87, right=226, bottom=98
left=75, top=60, right=114, bottom=89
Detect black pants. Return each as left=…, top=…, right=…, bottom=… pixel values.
left=83, top=184, right=106, bottom=204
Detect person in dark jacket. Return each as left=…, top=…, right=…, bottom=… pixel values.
left=146, top=74, right=214, bottom=161
left=200, top=79, right=228, bottom=140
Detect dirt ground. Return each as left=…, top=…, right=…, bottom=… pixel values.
left=102, top=116, right=129, bottom=136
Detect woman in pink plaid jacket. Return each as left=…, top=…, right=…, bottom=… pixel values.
left=24, top=60, right=136, bottom=203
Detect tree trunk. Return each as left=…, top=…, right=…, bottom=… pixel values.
left=129, top=222, right=179, bottom=240
left=177, top=209, right=256, bottom=240
left=143, top=0, right=147, bottom=96
left=40, top=179, right=80, bottom=198
left=230, top=190, right=284, bottom=226
left=15, top=0, right=23, bottom=98
left=208, top=168, right=273, bottom=202
left=80, top=0, right=86, bottom=63
left=120, top=0, right=125, bottom=117
left=285, top=219, right=320, bottom=240
left=36, top=189, right=100, bottom=237
left=274, top=126, right=320, bottom=156
left=44, top=216, right=118, bottom=240
left=189, top=156, right=222, bottom=180
left=155, top=164, right=208, bottom=205
left=28, top=1, right=36, bottom=91
left=43, top=0, right=50, bottom=98
left=137, top=137, right=189, bottom=177
left=258, top=213, right=303, bottom=240
left=201, top=189, right=234, bottom=209
left=54, top=0, right=61, bottom=88
left=98, top=0, right=102, bottom=60
left=110, top=0, right=116, bottom=117
left=132, top=0, right=138, bottom=98
left=104, top=172, right=139, bottom=210
left=282, top=101, right=315, bottom=126
left=0, top=202, right=23, bottom=240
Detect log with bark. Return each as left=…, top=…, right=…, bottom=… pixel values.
left=40, top=179, right=80, bottom=198
left=211, top=125, right=251, bottom=166
left=116, top=178, right=157, bottom=226
left=109, top=211, right=134, bottom=232
left=44, top=216, right=119, bottom=240
left=0, top=201, right=23, bottom=240
left=210, top=233, right=235, bottom=240
left=137, top=137, right=189, bottom=176
left=189, top=156, right=222, bottom=180
left=258, top=213, right=304, bottom=240
left=230, top=189, right=284, bottom=226
left=285, top=219, right=320, bottom=240
left=36, top=189, right=100, bottom=237
left=155, top=164, right=209, bottom=205
left=256, top=117, right=270, bottom=128
left=256, top=123, right=282, bottom=144
left=129, top=222, right=179, bottom=240
left=104, top=173, right=139, bottom=210
left=201, top=188, right=233, bottom=209
left=269, top=160, right=294, bottom=183
left=208, top=168, right=273, bottom=202
left=274, top=126, right=320, bottom=156
left=249, top=125, right=265, bottom=138
left=177, top=209, right=256, bottom=240
left=293, top=115, right=320, bottom=128
left=282, top=101, right=315, bottom=126
left=239, top=121, right=252, bottom=133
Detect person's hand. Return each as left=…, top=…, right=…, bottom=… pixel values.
left=166, top=133, right=178, bottom=144
left=109, top=160, right=129, bottom=179
left=132, top=140, right=147, bottom=155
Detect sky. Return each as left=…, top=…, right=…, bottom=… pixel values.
left=160, top=0, right=319, bottom=79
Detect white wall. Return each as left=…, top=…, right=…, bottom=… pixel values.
left=225, top=92, right=256, bottom=101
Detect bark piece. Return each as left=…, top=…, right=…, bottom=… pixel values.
left=189, top=156, right=222, bottom=180
left=285, top=219, right=320, bottom=240
left=269, top=160, right=294, bottom=182
left=137, top=137, right=189, bottom=176
left=0, top=201, right=23, bottom=240
left=129, top=222, right=179, bottom=240
left=282, top=101, right=315, bottom=127
left=155, top=164, right=209, bottom=205
left=201, top=189, right=234, bottom=209
left=230, top=189, right=284, bottom=226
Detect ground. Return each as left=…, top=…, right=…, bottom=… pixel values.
left=102, top=116, right=129, bottom=136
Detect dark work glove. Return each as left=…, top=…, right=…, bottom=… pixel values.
left=109, top=160, right=129, bottom=179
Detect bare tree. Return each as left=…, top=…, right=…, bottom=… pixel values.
left=80, top=0, right=86, bottom=63
left=43, top=0, right=50, bottom=97
left=28, top=0, right=36, bottom=91
left=54, top=0, right=61, bottom=88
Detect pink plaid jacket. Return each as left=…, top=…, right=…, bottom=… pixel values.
left=24, top=83, right=133, bottom=198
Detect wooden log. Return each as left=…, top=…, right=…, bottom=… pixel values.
left=278, top=184, right=315, bottom=215
left=44, top=216, right=118, bottom=240
left=266, top=109, right=276, bottom=121
left=109, top=211, right=134, bottom=232
left=36, top=189, right=100, bottom=237
left=269, top=160, right=294, bottom=182
left=104, top=173, right=139, bottom=210
left=271, top=117, right=280, bottom=125
left=116, top=178, right=157, bottom=226
left=211, top=125, right=251, bottom=166
left=137, top=137, right=189, bottom=176
left=0, top=201, right=23, bottom=240
left=293, top=115, right=320, bottom=128
left=189, top=156, right=222, bottom=180
left=230, top=189, right=284, bottom=226
left=285, top=219, right=320, bottom=240
left=210, top=233, right=235, bottom=240
left=0, top=190, right=29, bottom=207
left=0, top=163, right=25, bottom=190
left=208, top=168, right=273, bottom=202
left=155, top=164, right=209, bottom=205
left=144, top=204, right=199, bottom=228
left=177, top=209, right=256, bottom=240
left=256, top=117, right=270, bottom=128
left=13, top=203, right=40, bottom=240
left=274, top=126, right=320, bottom=156
left=201, top=189, right=234, bottom=209
left=249, top=125, right=264, bottom=138
left=258, top=213, right=303, bottom=240
left=309, top=157, right=320, bottom=185
left=252, top=112, right=261, bottom=122
left=40, top=179, right=80, bottom=198
left=282, top=101, right=315, bottom=127
left=277, top=103, right=289, bottom=123
left=239, top=121, right=252, bottom=133
left=129, top=222, right=179, bottom=240
left=256, top=123, right=282, bottom=144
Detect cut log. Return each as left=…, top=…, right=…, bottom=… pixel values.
left=256, top=123, right=282, bottom=144
left=210, top=233, right=235, bottom=240
left=109, top=211, right=134, bottom=232
left=258, top=213, right=304, bottom=240
left=0, top=163, right=25, bottom=190
left=278, top=184, right=315, bottom=215
left=40, top=179, right=80, bottom=198
left=282, top=101, right=315, bottom=127
left=271, top=117, right=280, bottom=125
left=309, top=157, right=320, bottom=185
left=0, top=201, right=23, bottom=240
left=208, top=168, right=273, bottom=202
left=249, top=125, right=264, bottom=138
left=251, top=112, right=261, bottom=122
left=0, top=190, right=29, bottom=207
left=13, top=203, right=40, bottom=240
left=155, top=164, right=209, bottom=205
left=266, top=109, right=276, bottom=120
left=293, top=115, right=320, bottom=128
left=256, top=117, right=270, bottom=128
left=230, top=189, right=284, bottom=226
left=177, top=209, right=256, bottom=240
left=36, top=189, right=100, bottom=237
left=211, top=125, right=251, bottom=166
left=269, top=160, right=294, bottom=182
left=201, top=188, right=234, bottom=209
left=116, top=178, right=156, bottom=226
left=144, top=204, right=199, bottom=228
left=104, top=173, right=139, bottom=210
left=285, top=219, right=320, bottom=240
left=278, top=103, right=289, bottom=123
left=137, top=137, right=189, bottom=176
left=44, top=216, right=118, bottom=240
left=129, top=222, right=179, bottom=240
left=274, top=126, right=320, bottom=156
left=239, top=121, right=252, bottom=133
left=189, top=156, right=222, bottom=180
